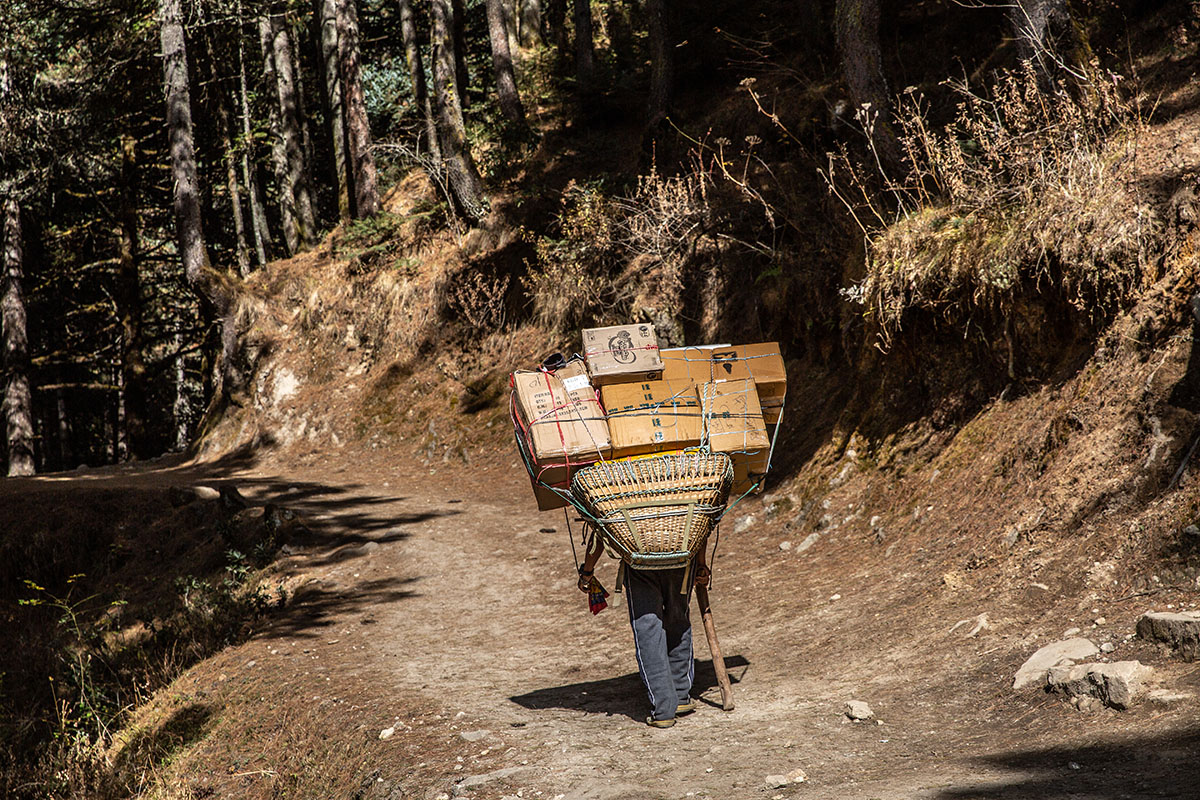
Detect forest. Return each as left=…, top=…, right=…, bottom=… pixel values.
left=4, top=0, right=1186, bottom=477
left=4, top=0, right=1200, bottom=796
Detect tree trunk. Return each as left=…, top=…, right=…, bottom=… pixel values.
left=115, top=133, right=151, bottom=458
left=259, top=16, right=299, bottom=254
left=834, top=0, right=902, bottom=174
left=452, top=0, right=471, bottom=106
left=546, top=0, right=568, bottom=67
left=263, top=14, right=317, bottom=251
left=55, top=387, right=72, bottom=468
left=503, top=0, right=520, bottom=59
left=160, top=0, right=242, bottom=402
left=645, top=0, right=671, bottom=129
left=337, top=0, right=381, bottom=217
left=318, top=0, right=351, bottom=220
left=1009, top=0, right=1078, bottom=87
left=487, top=0, right=527, bottom=124
left=218, top=101, right=252, bottom=277
left=2, top=196, right=34, bottom=476
left=237, top=0, right=272, bottom=265
left=573, top=0, right=595, bottom=88
left=398, top=0, right=441, bottom=160
left=519, top=0, right=543, bottom=47
left=432, top=0, right=487, bottom=222
left=173, top=329, right=188, bottom=451
left=292, top=18, right=316, bottom=181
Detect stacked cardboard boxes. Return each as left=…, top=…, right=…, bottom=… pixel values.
left=512, top=323, right=786, bottom=510
left=511, top=359, right=611, bottom=510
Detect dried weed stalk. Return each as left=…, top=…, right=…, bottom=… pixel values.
left=820, top=62, right=1159, bottom=344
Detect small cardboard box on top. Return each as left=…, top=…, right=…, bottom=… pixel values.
left=582, top=324, right=664, bottom=385
left=512, top=360, right=611, bottom=510
left=709, top=343, right=787, bottom=423
left=601, top=379, right=703, bottom=458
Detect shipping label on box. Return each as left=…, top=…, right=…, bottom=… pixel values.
left=601, top=380, right=703, bottom=458
left=709, top=343, right=787, bottom=409
left=660, top=344, right=730, bottom=385
left=701, top=379, right=771, bottom=453
left=582, top=324, right=664, bottom=385
left=512, top=360, right=611, bottom=462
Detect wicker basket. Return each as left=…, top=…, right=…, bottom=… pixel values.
left=571, top=452, right=733, bottom=569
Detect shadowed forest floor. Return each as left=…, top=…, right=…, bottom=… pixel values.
left=7, top=440, right=1200, bottom=799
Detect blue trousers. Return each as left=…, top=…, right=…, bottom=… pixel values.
left=624, top=566, right=694, bottom=721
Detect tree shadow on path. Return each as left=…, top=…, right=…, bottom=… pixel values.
left=933, top=726, right=1200, bottom=800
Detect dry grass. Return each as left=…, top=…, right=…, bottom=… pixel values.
left=829, top=64, right=1164, bottom=342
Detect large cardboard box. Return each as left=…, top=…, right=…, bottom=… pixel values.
left=660, top=344, right=729, bottom=385
left=512, top=360, right=611, bottom=461
left=513, top=360, right=611, bottom=511
left=582, top=324, right=664, bottom=385
left=709, top=343, right=787, bottom=421
left=601, top=380, right=703, bottom=457
left=700, top=379, right=771, bottom=453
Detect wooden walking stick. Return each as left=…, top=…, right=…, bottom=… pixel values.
left=694, top=583, right=734, bottom=711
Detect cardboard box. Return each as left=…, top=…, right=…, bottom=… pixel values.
left=732, top=445, right=771, bottom=496
left=512, top=360, right=611, bottom=462
left=700, top=379, right=771, bottom=453
left=709, top=343, right=787, bottom=415
left=527, top=461, right=587, bottom=511
left=582, top=324, right=663, bottom=385
left=601, top=380, right=703, bottom=457
left=660, top=344, right=730, bottom=385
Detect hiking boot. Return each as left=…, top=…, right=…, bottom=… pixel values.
left=646, top=716, right=676, bottom=728
left=676, top=698, right=697, bottom=716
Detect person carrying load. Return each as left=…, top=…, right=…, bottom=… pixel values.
left=577, top=526, right=710, bottom=728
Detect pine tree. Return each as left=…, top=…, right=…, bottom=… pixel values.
left=2, top=196, right=34, bottom=476
left=487, top=0, right=527, bottom=124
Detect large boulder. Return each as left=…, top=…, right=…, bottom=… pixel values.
left=1046, top=661, right=1152, bottom=710
left=1012, top=638, right=1099, bottom=690
left=1136, top=611, right=1200, bottom=661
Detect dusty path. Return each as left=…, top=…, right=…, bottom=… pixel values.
left=14, top=450, right=1200, bottom=799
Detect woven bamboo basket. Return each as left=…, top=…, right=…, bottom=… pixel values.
left=571, top=451, right=733, bottom=569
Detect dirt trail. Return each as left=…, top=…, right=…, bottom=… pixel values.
left=18, top=449, right=1200, bottom=799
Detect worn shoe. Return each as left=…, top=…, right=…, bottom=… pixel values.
left=676, top=698, right=697, bottom=716
left=646, top=716, right=676, bottom=728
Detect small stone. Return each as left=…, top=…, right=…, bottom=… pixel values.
left=1094, top=617, right=1107, bottom=626
left=1013, top=638, right=1099, bottom=690
left=796, top=533, right=821, bottom=553
left=1063, top=627, right=1081, bottom=637
left=1146, top=688, right=1194, bottom=704
left=193, top=485, right=220, bottom=501
left=735, top=515, right=757, bottom=534
left=779, top=541, right=793, bottom=551
left=830, top=593, right=842, bottom=601
left=844, top=700, right=874, bottom=720
left=786, top=768, right=808, bottom=783
left=460, top=730, right=490, bottom=742
left=1047, top=660, right=1152, bottom=709
left=765, top=775, right=789, bottom=789
left=1136, top=611, right=1200, bottom=660
left=1100, top=642, right=1115, bottom=653
left=379, top=727, right=395, bottom=740
left=1184, top=525, right=1200, bottom=537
